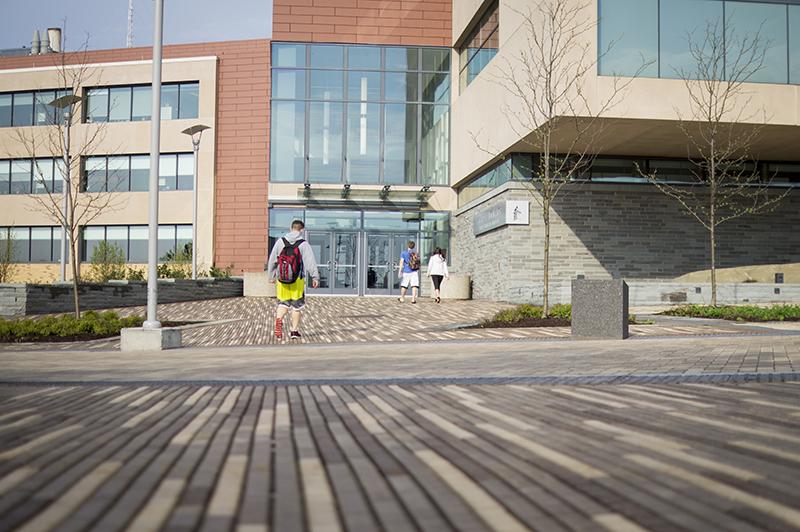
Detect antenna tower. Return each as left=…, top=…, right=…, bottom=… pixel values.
left=126, top=0, right=134, bottom=47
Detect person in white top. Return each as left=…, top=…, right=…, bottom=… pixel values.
left=426, top=248, right=449, bottom=304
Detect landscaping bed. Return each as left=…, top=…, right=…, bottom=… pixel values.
left=468, top=303, right=652, bottom=329
left=663, top=304, right=800, bottom=322
left=0, top=311, right=194, bottom=343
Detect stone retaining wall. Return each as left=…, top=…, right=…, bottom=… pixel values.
left=0, top=279, right=243, bottom=317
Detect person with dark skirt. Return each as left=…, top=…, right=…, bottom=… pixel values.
left=426, top=247, right=449, bottom=303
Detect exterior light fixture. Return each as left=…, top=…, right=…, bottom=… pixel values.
left=48, top=94, right=82, bottom=283
left=341, top=183, right=351, bottom=198
left=303, top=183, right=312, bottom=197
left=181, top=124, right=211, bottom=280
left=420, top=185, right=431, bottom=193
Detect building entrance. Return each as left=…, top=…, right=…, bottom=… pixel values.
left=306, top=231, right=359, bottom=295
left=364, top=233, right=415, bottom=296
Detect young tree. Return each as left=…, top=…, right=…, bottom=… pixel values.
left=12, top=42, right=123, bottom=317
left=475, top=0, right=648, bottom=314
left=0, top=228, right=17, bottom=283
left=638, top=19, right=790, bottom=306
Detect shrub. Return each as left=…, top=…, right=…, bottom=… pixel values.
left=158, top=242, right=192, bottom=279
left=209, top=264, right=233, bottom=279
left=89, top=241, right=126, bottom=282
left=0, top=311, right=144, bottom=342
left=126, top=267, right=145, bottom=281
left=548, top=304, right=572, bottom=320
left=663, top=304, right=800, bottom=322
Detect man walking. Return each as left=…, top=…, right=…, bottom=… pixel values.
left=267, top=219, right=319, bottom=339
left=397, top=240, right=420, bottom=304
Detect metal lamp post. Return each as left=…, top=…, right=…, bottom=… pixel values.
left=181, top=124, right=210, bottom=280
left=144, top=0, right=165, bottom=330
left=49, top=93, right=82, bottom=283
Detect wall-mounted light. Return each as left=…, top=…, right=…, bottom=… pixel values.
left=420, top=185, right=431, bottom=193
left=341, top=183, right=351, bottom=198
left=380, top=184, right=391, bottom=199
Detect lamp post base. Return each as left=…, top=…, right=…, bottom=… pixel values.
left=121, top=327, right=182, bottom=351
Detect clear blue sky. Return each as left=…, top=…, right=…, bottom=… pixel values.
left=0, top=0, right=272, bottom=51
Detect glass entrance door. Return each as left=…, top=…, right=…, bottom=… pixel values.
left=306, top=231, right=359, bottom=295
left=364, top=233, right=417, bottom=296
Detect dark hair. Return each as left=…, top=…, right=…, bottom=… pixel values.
left=407, top=241, right=416, bottom=249
left=291, top=219, right=305, bottom=230
left=434, top=247, right=446, bottom=259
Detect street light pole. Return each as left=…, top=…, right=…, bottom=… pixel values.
left=144, top=0, right=164, bottom=330
left=49, top=94, right=82, bottom=284
left=181, top=124, right=210, bottom=280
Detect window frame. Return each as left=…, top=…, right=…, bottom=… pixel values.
left=82, top=81, right=200, bottom=123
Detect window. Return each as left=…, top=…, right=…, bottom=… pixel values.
left=0, top=158, right=62, bottom=195
left=0, top=86, right=68, bottom=127
left=598, top=0, right=659, bottom=77
left=33, top=159, right=54, bottom=194
left=11, top=93, right=34, bottom=127
left=82, top=154, right=193, bottom=192
left=0, top=94, right=11, bottom=127
left=84, top=82, right=199, bottom=123
left=0, top=226, right=60, bottom=263
left=270, top=42, right=451, bottom=185
left=81, top=224, right=192, bottom=262
left=459, top=1, right=500, bottom=89
left=601, top=0, right=800, bottom=84
left=10, top=160, right=31, bottom=194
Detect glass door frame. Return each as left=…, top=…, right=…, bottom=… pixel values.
left=362, top=231, right=419, bottom=296
left=305, top=230, right=360, bottom=295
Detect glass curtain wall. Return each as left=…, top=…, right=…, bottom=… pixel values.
left=271, top=43, right=451, bottom=185
left=600, top=0, right=800, bottom=84
left=458, top=1, right=500, bottom=89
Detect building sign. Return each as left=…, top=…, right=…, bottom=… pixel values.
left=473, top=200, right=530, bottom=235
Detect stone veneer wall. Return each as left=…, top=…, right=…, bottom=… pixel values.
left=453, top=183, right=800, bottom=303
left=0, top=279, right=243, bottom=317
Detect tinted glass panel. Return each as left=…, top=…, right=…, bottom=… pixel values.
left=726, top=1, right=788, bottom=83
left=130, top=155, right=149, bottom=191
left=11, top=228, right=29, bottom=262
left=159, top=154, right=177, bottom=191
left=305, top=210, right=360, bottom=230
left=12, top=92, right=34, bottom=126
left=132, top=86, right=151, bottom=121
left=422, top=48, right=450, bottom=72
left=598, top=0, right=658, bottom=76
left=0, top=160, right=8, bottom=194
left=106, top=226, right=128, bottom=257
left=33, top=159, right=53, bottom=194
left=309, top=102, right=344, bottom=183
left=85, top=157, right=106, bottom=192
left=0, top=94, right=11, bottom=127
left=53, top=159, right=65, bottom=193
left=385, top=47, right=418, bottom=70
left=176, top=225, right=193, bottom=256
left=160, top=84, right=179, bottom=120
left=177, top=153, right=194, bottom=190
left=310, top=70, right=344, bottom=100
left=109, top=87, right=132, bottom=122
left=270, top=101, right=305, bottom=182
left=346, top=102, right=380, bottom=184
left=273, top=69, right=306, bottom=99
left=347, top=71, right=381, bottom=101
left=82, top=227, right=104, bottom=262
left=86, top=89, right=109, bottom=122
left=10, top=160, right=31, bottom=194
left=51, top=227, right=61, bottom=262
left=128, top=226, right=148, bottom=262
left=34, top=91, right=55, bottom=126
left=421, top=73, right=450, bottom=103
left=348, top=46, right=381, bottom=69
left=158, top=225, right=176, bottom=260
left=385, top=72, right=418, bottom=102
left=179, top=82, right=199, bottom=119
left=660, top=0, right=723, bottom=79
left=107, top=156, right=129, bottom=192
left=383, top=104, right=417, bottom=185
left=792, top=6, right=800, bottom=83
left=310, top=45, right=344, bottom=68
left=421, top=105, right=449, bottom=185
left=273, top=43, right=306, bottom=67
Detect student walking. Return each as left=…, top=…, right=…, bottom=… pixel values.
left=427, top=247, right=449, bottom=303
left=397, top=240, right=420, bottom=304
left=267, top=219, right=319, bottom=340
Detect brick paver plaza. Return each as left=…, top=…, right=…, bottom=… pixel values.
left=1, top=297, right=799, bottom=531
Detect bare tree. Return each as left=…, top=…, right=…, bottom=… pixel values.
left=0, top=228, right=17, bottom=283
left=474, top=0, right=648, bottom=314
left=12, top=42, right=123, bottom=317
left=638, top=19, right=790, bottom=306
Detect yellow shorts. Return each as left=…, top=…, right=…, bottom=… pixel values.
left=276, top=277, right=306, bottom=309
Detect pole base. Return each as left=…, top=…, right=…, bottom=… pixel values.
left=121, top=327, right=182, bottom=351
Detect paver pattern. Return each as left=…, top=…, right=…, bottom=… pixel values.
left=7, top=297, right=782, bottom=352
left=0, top=381, right=799, bottom=531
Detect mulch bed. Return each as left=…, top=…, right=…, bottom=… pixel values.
left=467, top=318, right=572, bottom=329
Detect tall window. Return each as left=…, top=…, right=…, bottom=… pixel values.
left=84, top=82, right=199, bottom=123
left=0, top=158, right=63, bottom=195
left=600, top=0, right=800, bottom=84
left=459, top=1, right=500, bottom=90
left=270, top=43, right=451, bottom=185
left=82, top=153, right=193, bottom=192
left=0, top=226, right=61, bottom=263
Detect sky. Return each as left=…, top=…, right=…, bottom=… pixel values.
left=0, top=0, right=272, bottom=51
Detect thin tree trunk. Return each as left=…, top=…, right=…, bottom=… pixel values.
left=542, top=201, right=550, bottom=316
left=70, top=230, right=81, bottom=318
left=710, top=223, right=717, bottom=307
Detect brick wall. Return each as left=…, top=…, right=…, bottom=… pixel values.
left=0, top=39, right=271, bottom=275
left=273, top=0, right=452, bottom=46
left=453, top=184, right=800, bottom=303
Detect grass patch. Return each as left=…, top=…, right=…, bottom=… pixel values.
left=0, top=311, right=144, bottom=343
left=473, top=304, right=650, bottom=329
left=662, top=304, right=800, bottom=322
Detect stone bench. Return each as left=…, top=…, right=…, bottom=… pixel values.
left=571, top=279, right=629, bottom=340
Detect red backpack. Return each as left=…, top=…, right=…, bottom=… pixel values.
left=277, top=238, right=304, bottom=284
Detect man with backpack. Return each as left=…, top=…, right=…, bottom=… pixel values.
left=397, top=240, right=420, bottom=304
left=267, top=219, right=319, bottom=339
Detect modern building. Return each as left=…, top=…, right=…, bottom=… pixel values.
left=1, top=0, right=799, bottom=303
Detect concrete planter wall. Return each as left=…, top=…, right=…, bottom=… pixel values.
left=0, top=278, right=243, bottom=318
